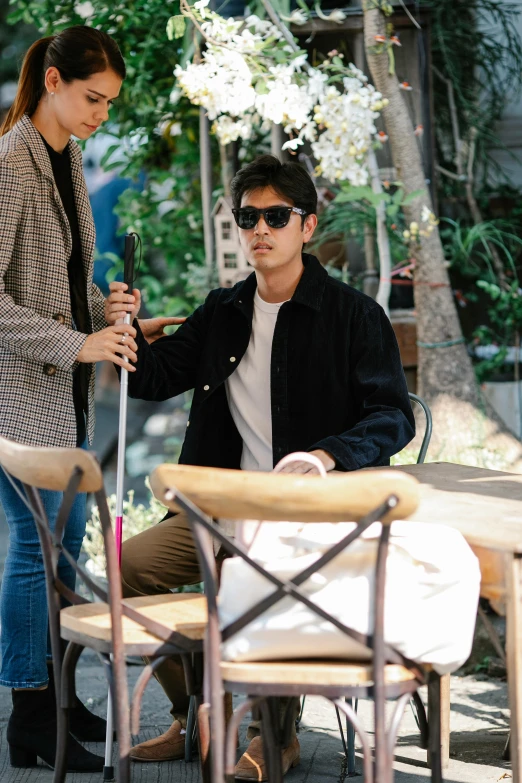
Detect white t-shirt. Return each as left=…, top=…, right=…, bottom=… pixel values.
left=225, top=290, right=286, bottom=471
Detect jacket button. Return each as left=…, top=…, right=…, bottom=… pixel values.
left=52, top=313, right=66, bottom=325
left=230, top=356, right=236, bottom=362
left=43, top=364, right=57, bottom=376
left=187, top=421, right=190, bottom=427
left=203, top=385, right=210, bottom=391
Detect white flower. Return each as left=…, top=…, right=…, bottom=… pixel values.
left=328, top=9, right=347, bottom=23
left=213, top=115, right=254, bottom=144
left=157, top=200, right=177, bottom=217
left=315, top=5, right=346, bottom=23
left=194, top=0, right=210, bottom=9
left=173, top=6, right=383, bottom=185
left=170, top=122, right=182, bottom=136
left=282, top=137, right=304, bottom=151
left=281, top=9, right=308, bottom=25
left=75, top=1, right=94, bottom=18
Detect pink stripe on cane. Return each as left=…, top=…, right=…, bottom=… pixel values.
left=115, top=515, right=123, bottom=566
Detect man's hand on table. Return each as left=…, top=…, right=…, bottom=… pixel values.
left=278, top=449, right=336, bottom=474
left=105, top=282, right=187, bottom=345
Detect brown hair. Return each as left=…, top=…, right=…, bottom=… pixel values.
left=1, top=26, right=126, bottom=136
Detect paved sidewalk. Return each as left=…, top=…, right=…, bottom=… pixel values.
left=0, top=647, right=511, bottom=782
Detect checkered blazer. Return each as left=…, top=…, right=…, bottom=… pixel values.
left=0, top=114, right=107, bottom=447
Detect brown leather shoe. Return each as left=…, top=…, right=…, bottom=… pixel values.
left=130, top=720, right=186, bottom=762
left=234, top=736, right=300, bottom=781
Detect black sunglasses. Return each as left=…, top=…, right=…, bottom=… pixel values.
left=232, top=206, right=307, bottom=230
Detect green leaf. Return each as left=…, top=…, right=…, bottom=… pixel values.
left=401, top=189, right=425, bottom=206
left=334, top=185, right=376, bottom=204
left=167, top=15, right=186, bottom=41
left=255, top=79, right=269, bottom=95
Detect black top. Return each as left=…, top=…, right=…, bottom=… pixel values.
left=41, top=135, right=90, bottom=446
left=126, top=253, right=415, bottom=471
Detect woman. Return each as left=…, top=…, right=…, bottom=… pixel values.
left=0, top=26, right=139, bottom=772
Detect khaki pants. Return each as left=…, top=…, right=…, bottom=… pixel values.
left=121, top=511, right=299, bottom=736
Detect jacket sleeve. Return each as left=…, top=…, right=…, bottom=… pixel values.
left=90, top=283, right=107, bottom=333
left=0, top=162, right=87, bottom=369
left=127, top=297, right=210, bottom=401
left=310, top=303, right=415, bottom=471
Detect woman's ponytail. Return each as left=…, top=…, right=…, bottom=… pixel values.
left=0, top=36, right=54, bottom=136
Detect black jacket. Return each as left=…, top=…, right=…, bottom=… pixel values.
left=128, top=254, right=415, bottom=471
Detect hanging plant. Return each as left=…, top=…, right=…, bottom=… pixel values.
left=170, top=0, right=388, bottom=186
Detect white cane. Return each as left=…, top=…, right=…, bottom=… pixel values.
left=104, top=233, right=137, bottom=781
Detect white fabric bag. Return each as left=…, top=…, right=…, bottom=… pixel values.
left=219, top=454, right=481, bottom=675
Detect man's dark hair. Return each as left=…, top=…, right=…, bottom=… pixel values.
left=231, top=155, right=318, bottom=218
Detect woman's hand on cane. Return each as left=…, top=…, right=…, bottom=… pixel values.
left=76, top=324, right=138, bottom=371
left=105, top=281, right=141, bottom=323
left=105, top=282, right=187, bottom=344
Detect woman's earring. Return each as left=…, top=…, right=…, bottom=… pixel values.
left=50, top=92, right=55, bottom=96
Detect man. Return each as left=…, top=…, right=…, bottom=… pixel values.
left=107, top=154, right=415, bottom=779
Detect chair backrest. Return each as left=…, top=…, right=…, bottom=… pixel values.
left=0, top=435, right=202, bottom=649
left=151, top=462, right=423, bottom=782
left=408, top=392, right=433, bottom=464
left=0, top=436, right=132, bottom=768
left=0, top=437, right=203, bottom=775
left=150, top=463, right=419, bottom=522
left=0, top=434, right=103, bottom=492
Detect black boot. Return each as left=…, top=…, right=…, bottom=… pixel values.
left=7, top=687, right=104, bottom=771
left=47, top=661, right=111, bottom=742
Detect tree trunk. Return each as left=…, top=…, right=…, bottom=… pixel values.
left=363, top=4, right=522, bottom=467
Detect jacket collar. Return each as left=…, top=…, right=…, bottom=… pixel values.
left=16, top=113, right=82, bottom=182
left=223, top=253, right=327, bottom=312
left=15, top=114, right=94, bottom=268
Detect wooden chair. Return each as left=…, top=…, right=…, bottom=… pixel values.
left=0, top=436, right=207, bottom=783
left=150, top=463, right=444, bottom=783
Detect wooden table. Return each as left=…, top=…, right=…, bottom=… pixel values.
left=379, top=461, right=522, bottom=780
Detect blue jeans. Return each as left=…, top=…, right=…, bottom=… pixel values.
left=0, top=467, right=86, bottom=688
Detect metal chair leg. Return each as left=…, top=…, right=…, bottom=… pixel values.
left=503, top=732, right=510, bottom=761
left=428, top=673, right=444, bottom=783
left=346, top=698, right=357, bottom=777
left=185, top=695, right=196, bottom=762
left=334, top=699, right=372, bottom=783
left=53, top=691, right=70, bottom=783
left=411, top=691, right=429, bottom=750
left=336, top=697, right=358, bottom=776
left=225, top=697, right=259, bottom=782
left=296, top=695, right=306, bottom=729
left=53, top=641, right=84, bottom=783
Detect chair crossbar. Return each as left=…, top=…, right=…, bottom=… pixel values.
left=6, top=467, right=199, bottom=652
left=172, top=489, right=416, bottom=670
left=54, top=467, right=83, bottom=546
left=221, top=497, right=394, bottom=642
